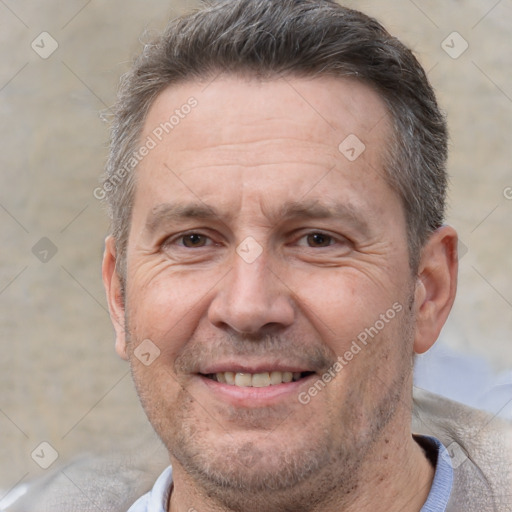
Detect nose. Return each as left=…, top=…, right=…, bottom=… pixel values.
left=207, top=249, right=295, bottom=336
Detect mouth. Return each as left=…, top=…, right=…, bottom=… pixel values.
left=201, top=371, right=315, bottom=388
left=196, top=366, right=319, bottom=407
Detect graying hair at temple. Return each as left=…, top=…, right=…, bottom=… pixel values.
left=103, top=0, right=448, bottom=282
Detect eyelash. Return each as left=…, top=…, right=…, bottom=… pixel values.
left=162, top=230, right=348, bottom=250
left=162, top=231, right=215, bottom=249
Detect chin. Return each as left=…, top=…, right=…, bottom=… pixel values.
left=170, top=425, right=334, bottom=492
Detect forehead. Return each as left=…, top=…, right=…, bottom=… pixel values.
left=133, top=75, right=398, bottom=225
left=142, top=74, right=391, bottom=156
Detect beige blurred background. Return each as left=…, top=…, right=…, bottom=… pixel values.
left=0, top=0, right=511, bottom=494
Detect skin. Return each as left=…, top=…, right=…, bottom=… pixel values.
left=103, top=75, right=458, bottom=512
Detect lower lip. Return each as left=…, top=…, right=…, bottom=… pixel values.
left=198, top=374, right=316, bottom=407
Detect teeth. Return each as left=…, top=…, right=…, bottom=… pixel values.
left=235, top=372, right=252, bottom=387
left=213, top=371, right=304, bottom=387
left=282, top=371, right=293, bottom=383
left=270, top=371, right=283, bottom=385
left=252, top=372, right=271, bottom=388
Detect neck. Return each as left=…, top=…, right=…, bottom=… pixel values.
left=168, top=415, right=435, bottom=512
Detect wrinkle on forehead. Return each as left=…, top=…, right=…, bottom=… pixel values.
left=139, top=75, right=391, bottom=156
left=130, top=75, right=402, bottom=249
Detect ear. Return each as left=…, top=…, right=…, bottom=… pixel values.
left=102, top=236, right=128, bottom=360
left=413, top=225, right=458, bottom=355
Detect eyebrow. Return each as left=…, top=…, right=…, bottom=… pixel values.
left=144, top=198, right=372, bottom=236
left=145, top=202, right=225, bottom=234
left=275, top=199, right=372, bottom=235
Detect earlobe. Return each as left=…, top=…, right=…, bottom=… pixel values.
left=413, top=225, right=458, bottom=355
left=102, top=236, right=129, bottom=360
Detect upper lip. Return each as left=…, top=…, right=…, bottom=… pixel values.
left=198, top=362, right=314, bottom=375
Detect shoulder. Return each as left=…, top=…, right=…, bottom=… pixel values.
left=412, top=387, right=512, bottom=511
left=1, top=439, right=168, bottom=512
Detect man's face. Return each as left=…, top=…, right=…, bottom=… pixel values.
left=113, top=76, right=418, bottom=496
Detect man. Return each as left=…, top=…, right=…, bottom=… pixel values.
left=99, top=0, right=512, bottom=511
left=4, top=1, right=510, bottom=511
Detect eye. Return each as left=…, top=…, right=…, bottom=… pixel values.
left=295, top=231, right=339, bottom=248
left=292, top=230, right=352, bottom=253
left=162, top=231, right=214, bottom=250
left=305, top=232, right=334, bottom=247
left=180, top=233, right=209, bottom=248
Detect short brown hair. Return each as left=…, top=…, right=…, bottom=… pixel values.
left=103, top=0, right=447, bottom=279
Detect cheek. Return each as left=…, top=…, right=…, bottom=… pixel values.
left=130, top=359, right=193, bottom=442
left=288, top=267, right=401, bottom=349
left=125, top=267, right=219, bottom=348
left=291, top=266, right=414, bottom=402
